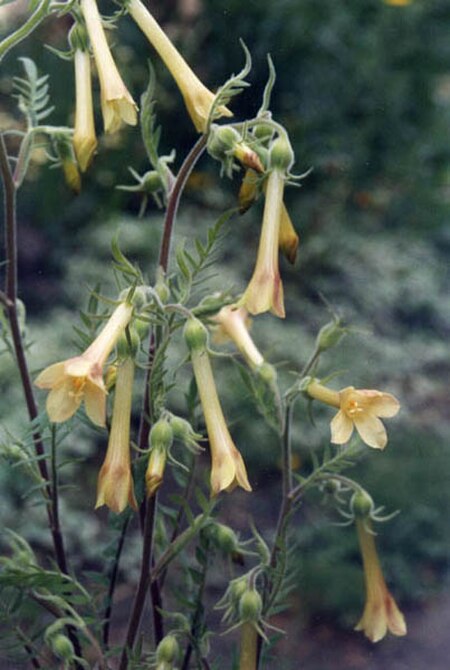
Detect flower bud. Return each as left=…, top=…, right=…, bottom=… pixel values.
left=207, top=125, right=242, bottom=162
left=209, top=522, right=240, bottom=554
left=50, top=634, right=75, bottom=661
left=316, top=319, right=346, bottom=352
left=253, top=122, right=274, bottom=142
left=155, top=273, right=171, bottom=304
left=142, top=169, right=164, bottom=194
left=239, top=588, right=263, bottom=623
left=150, top=417, right=174, bottom=451
left=183, top=317, right=208, bottom=352
left=351, top=489, right=375, bottom=519
left=145, top=446, right=167, bottom=497
left=156, top=634, right=179, bottom=665
left=269, top=136, right=294, bottom=172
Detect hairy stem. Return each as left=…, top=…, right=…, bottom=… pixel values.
left=0, top=0, right=51, bottom=63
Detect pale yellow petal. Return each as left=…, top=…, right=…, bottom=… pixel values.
left=65, top=357, right=93, bottom=377
left=84, top=381, right=107, bottom=427
left=386, top=596, right=407, bottom=636
left=233, top=449, right=252, bottom=492
left=46, top=380, right=81, bottom=423
left=368, top=392, right=400, bottom=418
left=330, top=410, right=354, bottom=444
left=354, top=414, right=388, bottom=449
left=35, top=362, right=66, bottom=389
left=210, top=453, right=237, bottom=495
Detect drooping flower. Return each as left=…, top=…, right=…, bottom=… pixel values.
left=35, top=301, right=133, bottom=426
left=73, top=47, right=97, bottom=171
left=307, top=380, right=400, bottom=450
left=212, top=305, right=264, bottom=370
left=80, top=0, right=138, bottom=133
left=127, top=0, right=232, bottom=133
left=355, top=516, right=407, bottom=642
left=96, top=356, right=137, bottom=513
left=278, top=201, right=299, bottom=264
left=184, top=318, right=251, bottom=495
left=239, top=167, right=286, bottom=318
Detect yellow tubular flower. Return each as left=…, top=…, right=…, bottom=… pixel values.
left=355, top=517, right=407, bottom=642
left=80, top=0, right=138, bottom=133
left=96, top=357, right=137, bottom=513
left=240, top=168, right=285, bottom=318
left=127, top=0, right=232, bottom=133
left=212, top=305, right=264, bottom=370
left=145, top=446, right=167, bottom=498
left=73, top=48, right=97, bottom=171
left=184, top=318, right=251, bottom=495
left=35, top=302, right=133, bottom=426
left=307, top=381, right=400, bottom=450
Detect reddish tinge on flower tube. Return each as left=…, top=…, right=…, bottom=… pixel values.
left=35, top=302, right=133, bottom=426
left=96, top=357, right=137, bottom=513
left=355, top=517, right=407, bottom=642
left=239, top=168, right=286, bottom=318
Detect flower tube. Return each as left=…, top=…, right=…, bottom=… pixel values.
left=239, top=166, right=285, bottom=318
left=355, top=515, right=406, bottom=642
left=127, top=0, right=232, bottom=133
left=307, top=380, right=400, bottom=450
left=80, top=0, right=138, bottom=133
left=96, top=357, right=137, bottom=513
left=212, top=305, right=264, bottom=370
left=73, top=47, right=97, bottom=171
left=184, top=318, right=251, bottom=495
left=35, top=301, right=133, bottom=426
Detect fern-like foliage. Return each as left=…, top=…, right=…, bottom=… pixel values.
left=12, top=57, right=54, bottom=128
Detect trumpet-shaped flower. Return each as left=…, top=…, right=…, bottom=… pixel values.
left=307, top=381, right=400, bottom=450
left=212, top=305, right=264, bottom=370
left=73, top=48, right=97, bottom=171
left=81, top=0, right=138, bottom=133
left=239, top=168, right=286, bottom=318
left=96, top=357, right=137, bottom=513
left=127, top=0, right=232, bottom=133
left=355, top=517, right=407, bottom=642
left=278, top=201, right=299, bottom=264
left=184, top=318, right=251, bottom=495
left=35, top=302, right=133, bottom=426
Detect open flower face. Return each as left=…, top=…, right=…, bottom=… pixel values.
left=81, top=0, right=138, bottom=133
left=240, top=169, right=286, bottom=318
left=331, top=387, right=400, bottom=450
left=35, top=302, right=133, bottom=426
left=355, top=518, right=407, bottom=642
left=127, top=0, right=231, bottom=133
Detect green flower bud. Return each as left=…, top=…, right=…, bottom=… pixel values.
left=210, top=522, right=239, bottom=554
left=142, top=169, right=163, bottom=194
left=239, top=588, right=263, bottom=623
left=253, top=122, right=274, bottom=142
left=155, top=276, right=171, bottom=304
left=156, top=634, right=179, bottom=664
left=316, top=319, right=346, bottom=352
left=269, top=136, right=294, bottom=172
left=150, top=417, right=174, bottom=451
left=207, top=125, right=242, bottom=162
left=134, top=317, right=150, bottom=340
left=183, top=317, right=208, bottom=352
left=50, top=634, right=75, bottom=661
left=229, top=576, right=248, bottom=604
left=351, top=489, right=375, bottom=519
left=119, top=286, right=149, bottom=311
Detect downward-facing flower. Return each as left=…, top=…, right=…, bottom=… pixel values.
left=96, top=356, right=137, bottom=513
left=278, top=201, right=299, bottom=264
left=127, top=0, right=232, bottom=133
left=353, top=499, right=406, bottom=642
left=212, top=305, right=264, bottom=370
left=184, top=318, right=251, bottom=495
left=35, top=301, right=133, bottom=426
left=81, top=0, right=138, bottom=133
left=239, top=167, right=285, bottom=318
left=73, top=47, right=97, bottom=171
left=307, top=380, right=400, bottom=450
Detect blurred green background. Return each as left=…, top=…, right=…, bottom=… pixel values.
left=1, top=0, right=450, bottom=668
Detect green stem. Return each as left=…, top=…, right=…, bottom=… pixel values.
left=0, top=0, right=52, bottom=63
